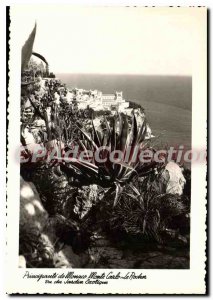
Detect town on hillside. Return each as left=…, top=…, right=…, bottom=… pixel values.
left=21, top=71, right=153, bottom=143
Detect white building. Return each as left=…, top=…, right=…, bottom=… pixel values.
left=72, top=88, right=130, bottom=113
left=101, top=91, right=129, bottom=111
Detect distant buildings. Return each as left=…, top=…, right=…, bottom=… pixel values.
left=101, top=91, right=129, bottom=112
left=70, top=88, right=130, bottom=113
left=39, top=79, right=138, bottom=117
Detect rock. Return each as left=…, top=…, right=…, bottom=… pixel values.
left=162, top=162, right=186, bottom=195
left=19, top=176, right=81, bottom=268
left=20, top=177, right=55, bottom=266
left=137, top=252, right=189, bottom=269
left=20, top=176, right=49, bottom=230
left=54, top=245, right=89, bottom=268
left=85, top=233, right=189, bottom=269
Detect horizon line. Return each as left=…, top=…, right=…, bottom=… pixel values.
left=54, top=72, right=192, bottom=77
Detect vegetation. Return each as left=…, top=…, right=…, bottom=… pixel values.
left=19, top=26, right=191, bottom=268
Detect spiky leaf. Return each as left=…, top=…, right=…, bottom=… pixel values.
left=21, top=24, right=37, bottom=71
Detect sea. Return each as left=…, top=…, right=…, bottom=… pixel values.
left=56, top=73, right=192, bottom=153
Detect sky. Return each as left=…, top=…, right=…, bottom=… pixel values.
left=12, top=6, right=206, bottom=75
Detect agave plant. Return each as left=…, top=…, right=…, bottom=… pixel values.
left=61, top=113, right=157, bottom=206
left=93, top=168, right=189, bottom=246
left=21, top=24, right=37, bottom=72
left=21, top=24, right=53, bottom=145
left=21, top=24, right=49, bottom=76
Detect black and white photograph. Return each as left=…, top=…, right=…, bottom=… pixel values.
left=6, top=5, right=207, bottom=294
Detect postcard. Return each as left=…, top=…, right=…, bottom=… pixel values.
left=7, top=5, right=207, bottom=294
